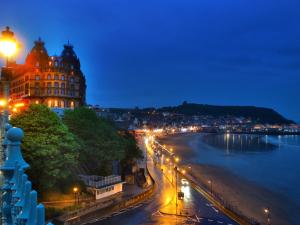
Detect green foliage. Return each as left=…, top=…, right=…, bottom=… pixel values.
left=10, top=104, right=79, bottom=193
left=63, top=107, right=142, bottom=175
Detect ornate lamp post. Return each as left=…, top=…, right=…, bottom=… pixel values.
left=0, top=27, right=19, bottom=224
left=0, top=26, right=19, bottom=123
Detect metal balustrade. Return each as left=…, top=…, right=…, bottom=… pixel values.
left=1, top=123, right=53, bottom=225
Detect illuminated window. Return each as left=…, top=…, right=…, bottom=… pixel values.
left=54, top=74, right=59, bottom=80
left=47, top=74, right=51, bottom=80
left=70, top=101, right=74, bottom=109
left=48, top=100, right=52, bottom=107
left=70, top=77, right=74, bottom=83
left=35, top=100, right=39, bottom=104
left=61, top=75, right=65, bottom=81
left=35, top=75, right=40, bottom=80
left=61, top=100, right=65, bottom=108
left=54, top=100, right=58, bottom=107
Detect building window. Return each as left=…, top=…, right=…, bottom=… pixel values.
left=54, top=74, right=59, bottom=80
left=54, top=100, right=58, bottom=107
left=54, top=61, right=58, bottom=67
left=35, top=100, right=39, bottom=104
left=47, top=74, right=51, bottom=80
left=25, top=76, right=29, bottom=81
left=61, top=75, right=65, bottom=81
left=36, top=61, right=39, bottom=67
left=70, top=101, right=74, bottom=109
left=35, top=75, right=40, bottom=80
left=70, top=77, right=74, bottom=84
left=61, top=100, right=65, bottom=108
left=48, top=100, right=52, bottom=107
left=47, top=82, right=51, bottom=94
left=35, top=82, right=40, bottom=95
left=25, top=83, right=29, bottom=95
left=61, top=83, right=65, bottom=95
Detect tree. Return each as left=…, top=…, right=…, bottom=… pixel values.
left=10, top=104, right=79, bottom=194
left=63, top=107, right=143, bottom=175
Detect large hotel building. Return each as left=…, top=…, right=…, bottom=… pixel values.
left=4, top=38, right=86, bottom=109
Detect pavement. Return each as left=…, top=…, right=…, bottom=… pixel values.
left=84, top=137, right=239, bottom=225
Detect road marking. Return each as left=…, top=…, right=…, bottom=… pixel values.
left=208, top=219, right=214, bottom=222
left=195, top=214, right=200, bottom=222
left=151, top=210, right=163, bottom=217
left=212, top=206, right=219, bottom=213
left=217, top=221, right=224, bottom=224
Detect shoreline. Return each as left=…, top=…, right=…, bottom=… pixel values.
left=158, top=133, right=300, bottom=225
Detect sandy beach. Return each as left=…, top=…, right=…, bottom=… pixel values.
left=159, top=133, right=300, bottom=225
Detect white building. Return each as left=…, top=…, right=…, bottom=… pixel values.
left=79, top=175, right=124, bottom=200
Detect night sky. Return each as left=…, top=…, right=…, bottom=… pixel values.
left=1, top=0, right=300, bottom=120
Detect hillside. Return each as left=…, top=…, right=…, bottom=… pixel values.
left=158, top=102, right=293, bottom=124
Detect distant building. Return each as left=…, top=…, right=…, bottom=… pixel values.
left=3, top=38, right=86, bottom=109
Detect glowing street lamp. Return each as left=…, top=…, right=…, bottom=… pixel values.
left=0, top=99, right=7, bottom=107
left=73, top=186, right=79, bottom=205
left=0, top=27, right=20, bottom=122
left=0, top=26, right=18, bottom=65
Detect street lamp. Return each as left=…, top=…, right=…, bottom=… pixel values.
left=0, top=26, right=18, bottom=66
left=208, top=180, right=212, bottom=195
left=174, top=166, right=178, bottom=215
left=264, top=207, right=271, bottom=225
left=73, top=187, right=79, bottom=205
left=0, top=27, right=19, bottom=123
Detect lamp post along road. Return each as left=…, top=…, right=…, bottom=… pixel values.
left=0, top=26, right=19, bottom=224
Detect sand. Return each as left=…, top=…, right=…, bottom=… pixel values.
left=158, top=133, right=300, bottom=225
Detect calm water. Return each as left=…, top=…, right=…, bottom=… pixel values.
left=187, top=133, right=300, bottom=205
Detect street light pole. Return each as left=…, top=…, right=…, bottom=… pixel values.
left=264, top=207, right=271, bottom=225
left=208, top=180, right=212, bottom=195
left=174, top=166, right=178, bottom=215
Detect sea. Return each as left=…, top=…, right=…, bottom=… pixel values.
left=182, top=133, right=300, bottom=206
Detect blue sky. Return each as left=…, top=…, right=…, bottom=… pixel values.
left=1, top=0, right=300, bottom=120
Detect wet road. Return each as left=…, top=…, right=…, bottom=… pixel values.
left=86, top=142, right=238, bottom=225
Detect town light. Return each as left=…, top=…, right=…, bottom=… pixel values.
left=175, top=157, right=179, bottom=163
left=0, top=27, right=17, bottom=58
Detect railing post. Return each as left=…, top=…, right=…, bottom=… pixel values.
left=1, top=126, right=55, bottom=225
